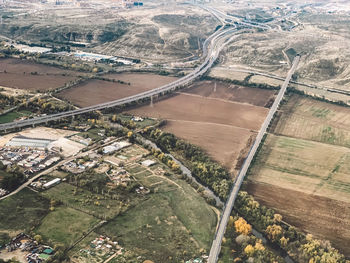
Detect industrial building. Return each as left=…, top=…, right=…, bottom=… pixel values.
left=6, top=136, right=53, bottom=149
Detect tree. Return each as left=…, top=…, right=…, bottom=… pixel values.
left=265, top=224, right=282, bottom=242
left=280, top=236, right=289, bottom=247
left=274, top=213, right=283, bottom=223
left=234, top=217, right=252, bottom=235
left=111, top=114, right=117, bottom=122
left=255, top=240, right=265, bottom=251
left=244, top=244, right=255, bottom=257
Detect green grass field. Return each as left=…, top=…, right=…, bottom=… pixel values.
left=0, top=110, right=32, bottom=124
left=118, top=114, right=157, bottom=129
left=99, top=161, right=217, bottom=262
left=0, top=188, right=49, bottom=232
left=41, top=183, right=124, bottom=219
left=36, top=206, right=99, bottom=248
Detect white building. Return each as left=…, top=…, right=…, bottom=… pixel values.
left=6, top=136, right=53, bottom=149
left=141, top=160, right=156, bottom=167
left=43, top=178, right=61, bottom=189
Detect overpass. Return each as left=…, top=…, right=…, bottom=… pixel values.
left=0, top=26, right=238, bottom=132
left=208, top=55, right=301, bottom=263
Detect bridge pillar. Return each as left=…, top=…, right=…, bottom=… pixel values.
left=150, top=96, right=153, bottom=107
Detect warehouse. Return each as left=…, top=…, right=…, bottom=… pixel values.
left=6, top=136, right=53, bottom=149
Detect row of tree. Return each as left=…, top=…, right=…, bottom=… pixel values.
left=19, top=97, right=73, bottom=115
left=235, top=191, right=348, bottom=263
left=222, top=216, right=285, bottom=262
left=142, top=128, right=348, bottom=262
left=142, top=127, right=231, bottom=200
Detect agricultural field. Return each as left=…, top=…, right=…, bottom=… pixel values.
left=127, top=80, right=273, bottom=172
left=208, top=67, right=249, bottom=82
left=0, top=110, right=32, bottom=124
left=0, top=58, right=79, bottom=91
left=57, top=73, right=178, bottom=107
left=249, top=134, right=350, bottom=203
left=41, top=183, right=126, bottom=219
left=247, top=94, right=350, bottom=256
left=249, top=75, right=283, bottom=87
left=184, top=80, right=276, bottom=107
left=273, top=95, right=350, bottom=147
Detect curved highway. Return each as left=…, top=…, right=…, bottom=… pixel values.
left=0, top=26, right=237, bottom=132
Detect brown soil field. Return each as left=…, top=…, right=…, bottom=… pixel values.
left=128, top=94, right=268, bottom=131
left=0, top=58, right=78, bottom=91
left=58, top=73, right=178, bottom=107
left=127, top=86, right=271, bottom=171
left=273, top=95, right=350, bottom=147
left=184, top=80, right=276, bottom=107
left=164, top=120, right=256, bottom=169
left=104, top=73, right=178, bottom=89
left=246, top=182, right=350, bottom=257
left=247, top=94, right=350, bottom=257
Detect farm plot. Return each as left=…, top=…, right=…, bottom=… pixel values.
left=42, top=183, right=125, bottom=219
left=273, top=95, right=350, bottom=147
left=58, top=73, right=178, bottom=107
left=249, top=75, right=283, bottom=87
left=247, top=133, right=350, bottom=256
left=247, top=183, right=350, bottom=257
left=127, top=87, right=270, bottom=171
left=209, top=67, right=249, bottom=82
left=249, top=134, right=350, bottom=203
left=0, top=58, right=78, bottom=91
left=184, top=80, right=276, bottom=107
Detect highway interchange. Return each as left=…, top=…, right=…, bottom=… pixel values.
left=1, top=4, right=302, bottom=262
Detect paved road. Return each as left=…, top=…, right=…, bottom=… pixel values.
left=207, top=55, right=300, bottom=263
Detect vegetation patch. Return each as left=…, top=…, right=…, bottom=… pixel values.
left=0, top=188, right=49, bottom=232
left=35, top=206, right=99, bottom=248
